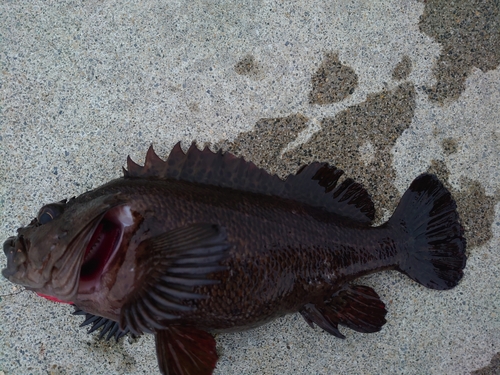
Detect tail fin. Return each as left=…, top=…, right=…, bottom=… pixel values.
left=389, top=174, right=466, bottom=290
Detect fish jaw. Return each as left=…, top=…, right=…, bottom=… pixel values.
left=2, top=215, right=100, bottom=300
left=2, top=236, right=29, bottom=284
left=77, top=205, right=134, bottom=295
left=1, top=193, right=125, bottom=302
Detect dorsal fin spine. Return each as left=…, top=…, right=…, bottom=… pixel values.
left=123, top=142, right=375, bottom=223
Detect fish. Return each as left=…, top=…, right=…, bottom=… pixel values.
left=2, top=143, right=466, bottom=375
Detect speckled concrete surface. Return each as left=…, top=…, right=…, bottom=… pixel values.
left=1, top=1, right=499, bottom=374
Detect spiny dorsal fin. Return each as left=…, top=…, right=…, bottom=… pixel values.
left=123, top=142, right=375, bottom=223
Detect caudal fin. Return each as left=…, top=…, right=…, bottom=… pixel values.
left=389, top=174, right=466, bottom=290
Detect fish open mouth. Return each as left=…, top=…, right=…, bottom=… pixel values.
left=79, top=205, right=133, bottom=293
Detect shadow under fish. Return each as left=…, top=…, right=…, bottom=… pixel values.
left=2, top=143, right=466, bottom=374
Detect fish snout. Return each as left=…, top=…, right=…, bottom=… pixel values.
left=2, top=236, right=27, bottom=278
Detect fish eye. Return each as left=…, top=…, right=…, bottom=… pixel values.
left=39, top=210, right=55, bottom=225
left=37, top=203, right=65, bottom=225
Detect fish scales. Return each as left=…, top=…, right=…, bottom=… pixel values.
left=75, top=177, right=396, bottom=330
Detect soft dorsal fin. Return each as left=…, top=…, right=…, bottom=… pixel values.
left=123, top=142, right=375, bottom=223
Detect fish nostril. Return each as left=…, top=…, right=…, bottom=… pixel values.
left=13, top=248, right=27, bottom=266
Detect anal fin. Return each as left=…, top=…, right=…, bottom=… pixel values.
left=300, top=284, right=387, bottom=339
left=156, top=326, right=218, bottom=375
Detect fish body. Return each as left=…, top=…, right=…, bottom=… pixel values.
left=2, top=143, right=466, bottom=375
left=67, top=177, right=392, bottom=330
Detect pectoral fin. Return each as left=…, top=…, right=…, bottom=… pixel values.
left=300, top=284, right=387, bottom=339
left=120, top=224, right=231, bottom=335
left=155, top=326, right=218, bottom=375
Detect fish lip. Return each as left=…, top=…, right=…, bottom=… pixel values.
left=2, top=236, right=30, bottom=284
left=2, top=237, right=19, bottom=278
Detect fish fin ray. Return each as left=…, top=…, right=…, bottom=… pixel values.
left=87, top=315, right=109, bottom=333
left=390, top=173, right=467, bottom=290
left=79, top=313, right=100, bottom=327
left=123, top=144, right=374, bottom=223
left=299, top=284, right=387, bottom=338
left=73, top=307, right=132, bottom=342
left=155, top=327, right=218, bottom=375
left=300, top=303, right=346, bottom=338
left=328, top=178, right=375, bottom=223
left=120, top=223, right=230, bottom=335
left=98, top=320, right=115, bottom=340
left=105, top=323, right=119, bottom=341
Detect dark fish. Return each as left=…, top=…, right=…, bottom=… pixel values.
left=2, top=143, right=466, bottom=374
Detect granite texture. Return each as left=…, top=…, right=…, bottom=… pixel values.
left=419, top=0, right=500, bottom=103
left=309, top=52, right=358, bottom=104
left=1, top=0, right=499, bottom=374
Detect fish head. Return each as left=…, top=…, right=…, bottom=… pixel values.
left=2, top=193, right=129, bottom=302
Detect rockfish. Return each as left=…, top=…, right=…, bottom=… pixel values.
left=2, top=143, right=466, bottom=374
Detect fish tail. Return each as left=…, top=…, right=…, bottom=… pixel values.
left=388, top=174, right=466, bottom=290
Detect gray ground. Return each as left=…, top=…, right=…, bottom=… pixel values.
left=1, top=1, right=499, bottom=374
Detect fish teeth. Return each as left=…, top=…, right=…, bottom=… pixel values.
left=83, top=233, right=104, bottom=264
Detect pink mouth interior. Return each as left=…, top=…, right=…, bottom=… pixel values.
left=79, top=206, right=133, bottom=293
left=80, top=218, right=120, bottom=281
